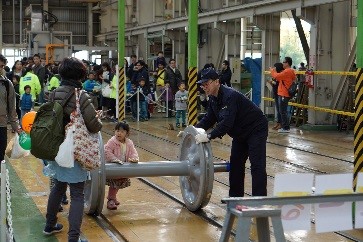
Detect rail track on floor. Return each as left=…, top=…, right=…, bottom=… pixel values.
left=90, top=126, right=358, bottom=242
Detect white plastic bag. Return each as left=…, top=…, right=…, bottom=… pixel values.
left=101, top=83, right=112, bottom=98
left=11, top=133, right=30, bottom=159
left=55, top=125, right=75, bottom=168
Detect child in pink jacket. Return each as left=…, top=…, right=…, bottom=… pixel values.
left=104, top=122, right=139, bottom=210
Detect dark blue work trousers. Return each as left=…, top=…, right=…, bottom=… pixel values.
left=229, top=124, right=268, bottom=197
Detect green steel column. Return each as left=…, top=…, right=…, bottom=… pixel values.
left=118, top=0, right=126, bottom=121
left=354, top=0, right=363, bottom=189
left=357, top=0, right=362, bottom=67
left=187, top=0, right=198, bottom=126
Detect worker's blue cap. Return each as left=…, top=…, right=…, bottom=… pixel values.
left=197, top=67, right=219, bottom=84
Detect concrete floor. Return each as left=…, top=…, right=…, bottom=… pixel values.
left=5, top=112, right=362, bottom=242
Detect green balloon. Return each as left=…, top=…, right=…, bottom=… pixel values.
left=19, top=132, right=31, bottom=150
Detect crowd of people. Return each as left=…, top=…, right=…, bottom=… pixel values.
left=0, top=50, right=237, bottom=130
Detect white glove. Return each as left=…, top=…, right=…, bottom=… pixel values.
left=195, top=133, right=210, bottom=144
left=177, top=131, right=184, bottom=137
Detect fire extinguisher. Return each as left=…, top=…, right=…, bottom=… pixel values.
left=305, top=68, right=314, bottom=88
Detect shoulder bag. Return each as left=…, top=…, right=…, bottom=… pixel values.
left=72, top=89, right=101, bottom=170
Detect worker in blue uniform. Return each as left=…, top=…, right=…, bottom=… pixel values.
left=193, top=67, right=268, bottom=197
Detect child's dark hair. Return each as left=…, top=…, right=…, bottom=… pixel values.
left=12, top=75, right=20, bottom=83
left=24, top=85, right=31, bottom=91
left=115, top=121, right=130, bottom=133
left=178, top=81, right=185, bottom=87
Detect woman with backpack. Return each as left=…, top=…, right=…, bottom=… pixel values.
left=42, top=57, right=102, bottom=242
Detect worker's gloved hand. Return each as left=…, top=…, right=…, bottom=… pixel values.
left=195, top=133, right=210, bottom=144
left=177, top=131, right=184, bottom=137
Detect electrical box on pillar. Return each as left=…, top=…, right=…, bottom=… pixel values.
left=305, top=69, right=314, bottom=88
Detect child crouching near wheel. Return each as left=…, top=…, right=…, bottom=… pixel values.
left=104, top=121, right=139, bottom=210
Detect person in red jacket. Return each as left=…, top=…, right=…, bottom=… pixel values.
left=269, top=57, right=296, bottom=133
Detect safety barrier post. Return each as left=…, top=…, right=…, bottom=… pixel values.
left=136, top=89, right=140, bottom=122
left=165, top=88, right=169, bottom=118
left=1, top=160, right=6, bottom=242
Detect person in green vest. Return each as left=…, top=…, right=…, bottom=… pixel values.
left=47, top=66, right=61, bottom=91
left=19, top=67, right=41, bottom=102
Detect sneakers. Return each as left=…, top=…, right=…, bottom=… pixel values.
left=182, top=124, right=187, bottom=128
left=78, top=239, right=88, bottom=242
left=278, top=128, right=290, bottom=133
left=107, top=200, right=117, bottom=210
left=43, top=223, right=63, bottom=235
left=272, top=123, right=281, bottom=130
left=176, top=124, right=180, bottom=128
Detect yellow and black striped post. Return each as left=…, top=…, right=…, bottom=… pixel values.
left=118, top=67, right=125, bottom=121
left=354, top=68, right=363, bottom=189
left=355, top=0, right=363, bottom=189
left=187, top=0, right=198, bottom=126
left=117, top=0, right=125, bottom=121
left=187, top=67, right=198, bottom=125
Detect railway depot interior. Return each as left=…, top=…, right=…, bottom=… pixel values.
left=1, top=0, right=363, bottom=241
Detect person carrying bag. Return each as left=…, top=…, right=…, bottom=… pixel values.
left=43, top=57, right=102, bottom=242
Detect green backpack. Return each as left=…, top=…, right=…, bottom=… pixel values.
left=30, top=90, right=74, bottom=160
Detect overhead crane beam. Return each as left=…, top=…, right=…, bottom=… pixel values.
left=95, top=0, right=347, bottom=40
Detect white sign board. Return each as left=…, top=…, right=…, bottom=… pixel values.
left=314, top=174, right=353, bottom=233
left=273, top=173, right=314, bottom=231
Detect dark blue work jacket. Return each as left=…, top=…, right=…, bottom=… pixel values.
left=196, top=85, right=267, bottom=140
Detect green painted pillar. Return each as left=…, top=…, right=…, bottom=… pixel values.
left=118, top=0, right=126, bottom=121
left=187, top=0, right=198, bottom=126
left=357, top=0, right=362, bottom=67
left=354, top=0, right=363, bottom=189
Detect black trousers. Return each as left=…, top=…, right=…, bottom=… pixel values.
left=229, top=122, right=268, bottom=197
left=0, top=127, right=7, bottom=161
left=278, top=96, right=291, bottom=130
left=46, top=180, right=85, bottom=242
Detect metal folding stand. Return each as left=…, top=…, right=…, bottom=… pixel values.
left=220, top=194, right=363, bottom=242
left=220, top=206, right=285, bottom=242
